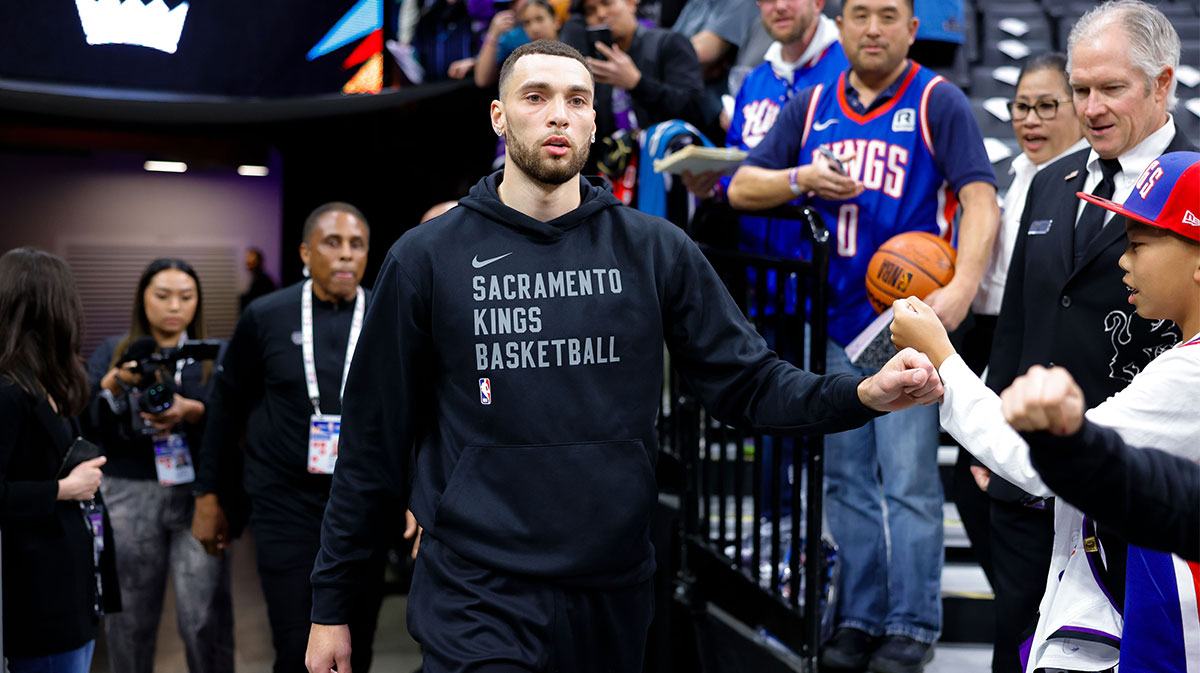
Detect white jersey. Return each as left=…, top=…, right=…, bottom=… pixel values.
left=938, top=333, right=1200, bottom=671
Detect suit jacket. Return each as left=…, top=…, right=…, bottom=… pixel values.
left=0, top=381, right=119, bottom=657
left=985, top=126, right=1194, bottom=504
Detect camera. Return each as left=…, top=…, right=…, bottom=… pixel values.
left=118, top=338, right=221, bottom=435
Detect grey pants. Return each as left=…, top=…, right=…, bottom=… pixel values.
left=101, top=475, right=234, bottom=673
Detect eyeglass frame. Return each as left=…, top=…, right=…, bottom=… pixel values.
left=1006, top=97, right=1073, bottom=121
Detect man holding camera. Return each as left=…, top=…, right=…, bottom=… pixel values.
left=192, top=202, right=389, bottom=673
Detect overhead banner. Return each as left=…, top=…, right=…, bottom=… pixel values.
left=0, top=0, right=385, bottom=97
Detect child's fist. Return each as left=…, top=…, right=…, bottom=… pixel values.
left=889, top=297, right=956, bottom=368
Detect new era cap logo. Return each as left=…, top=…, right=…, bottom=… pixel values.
left=1185, top=210, right=1200, bottom=227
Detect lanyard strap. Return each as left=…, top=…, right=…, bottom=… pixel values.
left=174, top=332, right=188, bottom=388
left=301, top=279, right=365, bottom=415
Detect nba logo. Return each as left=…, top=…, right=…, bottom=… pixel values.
left=478, top=378, right=492, bottom=405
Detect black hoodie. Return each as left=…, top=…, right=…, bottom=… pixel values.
left=311, top=172, right=878, bottom=622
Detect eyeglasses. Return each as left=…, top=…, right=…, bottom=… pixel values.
left=1006, top=98, right=1072, bottom=121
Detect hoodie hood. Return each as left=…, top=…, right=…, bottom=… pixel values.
left=458, top=170, right=624, bottom=242
left=766, top=14, right=841, bottom=84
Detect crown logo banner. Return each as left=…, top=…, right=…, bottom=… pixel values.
left=75, top=0, right=190, bottom=54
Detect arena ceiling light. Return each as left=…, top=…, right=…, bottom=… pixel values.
left=237, top=164, right=269, bottom=177
left=144, top=160, right=187, bottom=173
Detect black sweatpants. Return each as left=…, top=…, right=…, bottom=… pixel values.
left=251, top=497, right=386, bottom=673
left=408, top=535, right=655, bottom=673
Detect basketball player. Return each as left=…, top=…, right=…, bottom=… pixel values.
left=304, top=39, right=948, bottom=673
left=727, top=0, right=998, bottom=668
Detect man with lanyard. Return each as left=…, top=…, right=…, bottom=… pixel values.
left=728, top=0, right=998, bottom=668
left=192, top=202, right=387, bottom=673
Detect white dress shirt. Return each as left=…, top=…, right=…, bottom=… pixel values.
left=1074, top=114, right=1177, bottom=226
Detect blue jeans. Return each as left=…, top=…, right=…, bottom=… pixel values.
left=824, top=340, right=943, bottom=644
left=7, top=640, right=94, bottom=673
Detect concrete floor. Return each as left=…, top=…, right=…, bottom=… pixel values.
left=90, top=528, right=424, bottom=673
left=87, top=528, right=990, bottom=673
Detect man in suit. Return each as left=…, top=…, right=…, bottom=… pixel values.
left=985, top=1, right=1193, bottom=669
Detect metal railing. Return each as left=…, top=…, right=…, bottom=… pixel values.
left=659, top=205, right=832, bottom=671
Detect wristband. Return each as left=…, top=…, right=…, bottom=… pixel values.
left=788, top=166, right=803, bottom=196
left=712, top=179, right=726, bottom=203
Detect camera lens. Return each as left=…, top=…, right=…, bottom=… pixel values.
left=138, top=383, right=173, bottom=415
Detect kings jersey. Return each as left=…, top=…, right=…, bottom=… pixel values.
left=806, top=65, right=966, bottom=345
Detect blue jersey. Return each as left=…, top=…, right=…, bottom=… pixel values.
left=720, top=25, right=849, bottom=264
left=1119, top=547, right=1200, bottom=673
left=746, top=61, right=994, bottom=345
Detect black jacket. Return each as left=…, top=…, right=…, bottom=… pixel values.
left=985, top=126, right=1194, bottom=502
left=1027, top=421, right=1199, bottom=563
left=84, top=336, right=225, bottom=481
left=310, top=171, right=879, bottom=623
left=564, top=25, right=706, bottom=142
left=0, top=382, right=119, bottom=657
left=196, top=283, right=371, bottom=536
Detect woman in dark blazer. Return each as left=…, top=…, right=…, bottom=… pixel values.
left=0, top=247, right=119, bottom=672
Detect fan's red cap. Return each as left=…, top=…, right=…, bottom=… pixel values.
left=1077, top=151, right=1200, bottom=242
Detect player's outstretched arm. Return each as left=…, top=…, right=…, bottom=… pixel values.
left=306, top=623, right=352, bottom=673
left=857, top=347, right=944, bottom=412
left=889, top=296, right=957, bottom=369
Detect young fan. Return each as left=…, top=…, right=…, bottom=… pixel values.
left=890, top=151, right=1200, bottom=671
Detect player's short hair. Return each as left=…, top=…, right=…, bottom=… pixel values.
left=498, top=40, right=595, bottom=100
left=302, top=202, right=370, bottom=244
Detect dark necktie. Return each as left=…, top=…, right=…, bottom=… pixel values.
left=1073, top=157, right=1122, bottom=270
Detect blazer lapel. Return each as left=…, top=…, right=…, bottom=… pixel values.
left=1074, top=214, right=1127, bottom=276
left=1055, top=160, right=1088, bottom=273
left=1069, top=126, right=1194, bottom=276
left=31, top=396, right=71, bottom=463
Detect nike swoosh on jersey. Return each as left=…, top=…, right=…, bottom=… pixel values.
left=812, top=119, right=838, bottom=131
left=472, top=252, right=514, bottom=268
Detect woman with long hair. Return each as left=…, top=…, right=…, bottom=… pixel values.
left=0, top=247, right=119, bottom=672
left=85, top=257, right=233, bottom=673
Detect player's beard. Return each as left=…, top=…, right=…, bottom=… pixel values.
left=507, top=128, right=590, bottom=185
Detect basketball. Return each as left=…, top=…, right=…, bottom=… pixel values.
left=865, top=231, right=956, bottom=314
